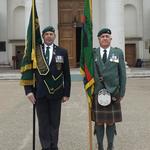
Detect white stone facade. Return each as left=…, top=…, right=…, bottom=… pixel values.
left=0, top=0, right=150, bottom=67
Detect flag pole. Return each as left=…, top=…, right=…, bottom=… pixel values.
left=32, top=0, right=36, bottom=150
left=89, top=1, right=93, bottom=148
left=33, top=104, right=36, bottom=150
left=88, top=102, right=93, bottom=150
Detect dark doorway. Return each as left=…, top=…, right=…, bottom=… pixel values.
left=76, top=27, right=82, bottom=66
left=15, top=46, right=25, bottom=69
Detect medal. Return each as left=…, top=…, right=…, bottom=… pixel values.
left=55, top=56, right=64, bottom=70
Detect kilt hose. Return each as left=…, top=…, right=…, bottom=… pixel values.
left=91, top=96, right=122, bottom=124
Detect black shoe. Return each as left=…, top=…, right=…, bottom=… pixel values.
left=107, top=143, right=114, bottom=150
left=98, top=144, right=104, bottom=150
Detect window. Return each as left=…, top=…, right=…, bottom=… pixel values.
left=0, top=41, right=6, bottom=52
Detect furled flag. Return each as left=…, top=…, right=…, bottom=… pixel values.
left=20, top=0, right=42, bottom=86
left=80, top=0, right=94, bottom=107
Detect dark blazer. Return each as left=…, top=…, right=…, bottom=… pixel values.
left=24, top=44, right=71, bottom=100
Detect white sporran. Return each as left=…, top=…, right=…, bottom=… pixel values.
left=98, top=89, right=111, bottom=106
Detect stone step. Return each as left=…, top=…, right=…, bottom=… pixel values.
left=0, top=67, right=150, bottom=80
left=141, top=59, right=150, bottom=67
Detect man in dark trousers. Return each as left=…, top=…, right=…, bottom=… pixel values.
left=24, top=26, right=71, bottom=150
left=92, top=28, right=126, bottom=150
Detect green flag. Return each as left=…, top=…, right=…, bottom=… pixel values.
left=80, top=0, right=94, bottom=107
left=20, top=0, right=42, bottom=86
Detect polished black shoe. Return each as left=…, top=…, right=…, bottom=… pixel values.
left=98, top=144, right=104, bottom=150
left=107, top=143, right=114, bottom=150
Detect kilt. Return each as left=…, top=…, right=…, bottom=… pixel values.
left=91, top=95, right=122, bottom=124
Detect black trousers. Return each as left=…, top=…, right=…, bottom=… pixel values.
left=36, top=97, right=62, bottom=149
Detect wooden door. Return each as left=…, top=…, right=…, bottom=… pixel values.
left=58, top=0, right=83, bottom=67
left=125, top=44, right=136, bottom=67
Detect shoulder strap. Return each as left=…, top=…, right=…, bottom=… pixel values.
left=94, top=60, right=105, bottom=87
left=95, top=61, right=101, bottom=77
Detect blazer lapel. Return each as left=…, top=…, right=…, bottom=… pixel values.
left=95, top=47, right=105, bottom=73
left=105, top=47, right=113, bottom=65
left=108, top=47, right=113, bottom=60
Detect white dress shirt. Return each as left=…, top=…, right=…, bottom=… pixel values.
left=44, top=43, right=53, bottom=65
left=100, top=46, right=110, bottom=59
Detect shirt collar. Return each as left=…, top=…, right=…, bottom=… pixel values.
left=44, top=43, right=53, bottom=49
left=99, top=46, right=111, bottom=58
left=100, top=46, right=110, bottom=52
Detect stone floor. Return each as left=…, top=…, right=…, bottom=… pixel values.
left=0, top=78, right=150, bottom=149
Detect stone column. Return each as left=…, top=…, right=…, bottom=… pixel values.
left=93, top=0, right=103, bottom=47
left=25, top=0, right=58, bottom=44
left=36, top=0, right=44, bottom=31
left=49, top=0, right=58, bottom=44
left=105, top=0, right=125, bottom=52
left=25, top=0, right=44, bottom=35
left=25, top=0, right=31, bottom=33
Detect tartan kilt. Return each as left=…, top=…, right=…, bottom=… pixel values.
left=91, top=95, right=122, bottom=124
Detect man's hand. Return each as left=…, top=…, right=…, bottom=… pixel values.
left=26, top=92, right=36, bottom=104
left=115, top=96, right=123, bottom=103
left=119, top=96, right=123, bottom=102
left=62, top=96, right=69, bottom=103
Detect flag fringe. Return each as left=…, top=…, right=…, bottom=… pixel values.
left=20, top=79, right=35, bottom=86
left=20, top=64, right=33, bottom=73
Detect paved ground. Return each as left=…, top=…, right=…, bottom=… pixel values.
left=0, top=77, right=150, bottom=150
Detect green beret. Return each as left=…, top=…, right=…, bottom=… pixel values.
left=97, top=28, right=111, bottom=37
left=42, top=26, right=55, bottom=35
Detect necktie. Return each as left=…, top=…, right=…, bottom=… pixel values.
left=45, top=46, right=50, bottom=64
left=102, top=49, right=107, bottom=63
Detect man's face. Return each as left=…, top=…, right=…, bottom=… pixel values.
left=42, top=31, right=56, bottom=45
left=98, top=33, right=112, bottom=49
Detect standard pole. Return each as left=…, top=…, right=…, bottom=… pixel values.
left=88, top=104, right=93, bottom=150
left=33, top=104, right=36, bottom=150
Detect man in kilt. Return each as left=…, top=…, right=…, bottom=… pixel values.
left=91, top=28, right=126, bottom=150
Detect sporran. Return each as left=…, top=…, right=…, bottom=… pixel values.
left=98, top=89, right=111, bottom=106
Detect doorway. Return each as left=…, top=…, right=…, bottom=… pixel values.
left=58, top=0, right=84, bottom=67
left=76, top=27, right=82, bottom=66
left=15, top=45, right=25, bottom=69
left=125, top=44, right=136, bottom=67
